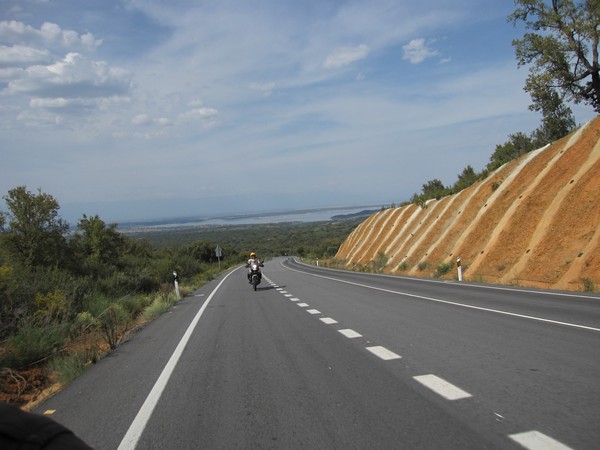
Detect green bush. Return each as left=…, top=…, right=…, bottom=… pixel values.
left=142, top=296, right=173, bottom=321
left=98, top=303, right=131, bottom=349
left=120, top=295, right=152, bottom=317
left=373, top=252, right=388, bottom=273
left=581, top=278, right=596, bottom=292
left=417, top=261, right=429, bottom=271
left=48, top=350, right=90, bottom=384
left=434, top=262, right=453, bottom=278
left=83, top=293, right=113, bottom=319
left=0, top=324, right=69, bottom=369
left=70, top=311, right=98, bottom=337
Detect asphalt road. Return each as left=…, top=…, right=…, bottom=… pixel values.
left=35, top=257, right=600, bottom=449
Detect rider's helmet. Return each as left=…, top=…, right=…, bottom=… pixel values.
left=250, top=252, right=256, bottom=258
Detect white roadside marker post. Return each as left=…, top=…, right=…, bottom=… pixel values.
left=456, top=257, right=462, bottom=282
left=173, top=271, right=180, bottom=299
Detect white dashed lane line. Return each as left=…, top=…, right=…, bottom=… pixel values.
left=509, top=431, right=573, bottom=450
left=320, top=318, right=338, bottom=324
left=366, top=346, right=401, bottom=361
left=268, top=277, right=574, bottom=449
left=413, top=374, right=472, bottom=401
left=338, top=329, right=362, bottom=338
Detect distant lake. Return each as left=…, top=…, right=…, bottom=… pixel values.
left=118, top=205, right=380, bottom=231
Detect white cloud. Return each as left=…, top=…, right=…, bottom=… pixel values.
left=0, top=44, right=53, bottom=67
left=249, top=82, right=276, bottom=96
left=6, top=52, right=132, bottom=99
left=30, top=97, right=86, bottom=108
left=323, top=44, right=369, bottom=69
left=0, top=20, right=102, bottom=53
left=178, top=107, right=219, bottom=121
left=402, top=38, right=439, bottom=64
left=132, top=113, right=151, bottom=125
left=0, top=66, right=24, bottom=79
left=132, top=114, right=172, bottom=127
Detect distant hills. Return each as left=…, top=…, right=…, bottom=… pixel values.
left=331, top=209, right=379, bottom=220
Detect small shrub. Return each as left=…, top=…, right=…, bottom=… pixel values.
left=417, top=261, right=429, bottom=271
left=120, top=295, right=152, bottom=317
left=434, top=262, right=453, bottom=278
left=49, top=350, right=89, bottom=384
left=143, top=299, right=170, bottom=321
left=373, top=252, right=388, bottom=273
left=34, top=290, right=69, bottom=324
left=84, top=294, right=112, bottom=319
left=98, top=303, right=130, bottom=350
left=581, top=278, right=596, bottom=292
left=0, top=324, right=69, bottom=369
left=70, top=311, right=98, bottom=337
left=397, top=262, right=408, bottom=271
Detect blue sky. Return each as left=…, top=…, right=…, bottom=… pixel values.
left=1, top=0, right=596, bottom=223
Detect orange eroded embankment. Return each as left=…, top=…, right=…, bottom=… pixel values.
left=335, top=117, right=600, bottom=291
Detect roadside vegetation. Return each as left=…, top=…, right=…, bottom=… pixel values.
left=0, top=187, right=363, bottom=406
left=0, top=187, right=246, bottom=406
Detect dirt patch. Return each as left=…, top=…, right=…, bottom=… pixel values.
left=0, top=368, right=60, bottom=411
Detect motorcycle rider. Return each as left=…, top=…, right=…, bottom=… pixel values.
left=246, top=251, right=263, bottom=283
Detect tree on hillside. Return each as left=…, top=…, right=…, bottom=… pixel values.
left=453, top=165, right=479, bottom=192
left=528, top=80, right=577, bottom=144
left=75, top=215, right=123, bottom=262
left=421, top=179, right=448, bottom=200
left=487, top=132, right=536, bottom=171
left=510, top=0, right=600, bottom=113
left=2, top=187, right=69, bottom=267
left=70, top=215, right=125, bottom=277
left=189, top=240, right=217, bottom=263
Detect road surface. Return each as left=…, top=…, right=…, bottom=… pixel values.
left=36, top=257, right=600, bottom=449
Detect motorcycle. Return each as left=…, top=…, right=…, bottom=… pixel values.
left=247, top=260, right=264, bottom=291
left=246, top=261, right=264, bottom=290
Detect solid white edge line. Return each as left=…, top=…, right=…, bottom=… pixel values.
left=117, top=269, right=237, bottom=450
left=281, top=260, right=600, bottom=333
left=285, top=258, right=600, bottom=300
left=366, top=346, right=401, bottom=360
left=413, top=374, right=472, bottom=401
left=509, top=431, right=573, bottom=450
